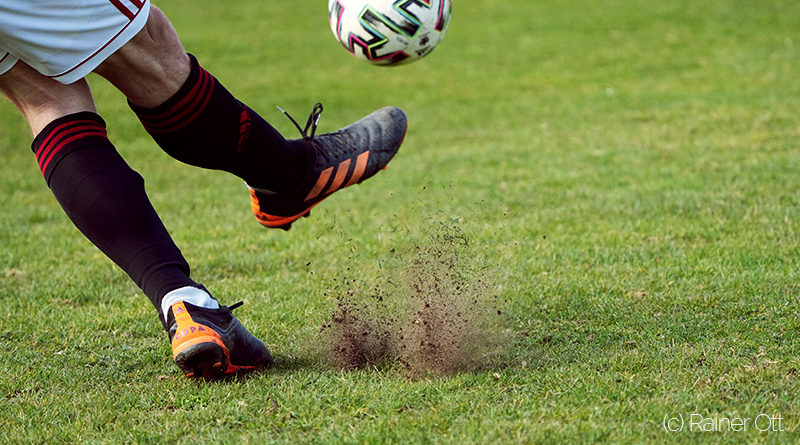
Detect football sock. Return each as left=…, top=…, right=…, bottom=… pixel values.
left=32, top=111, right=202, bottom=328
left=161, top=286, right=219, bottom=324
left=130, top=53, right=306, bottom=194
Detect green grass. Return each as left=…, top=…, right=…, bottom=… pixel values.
left=2, top=0, right=800, bottom=442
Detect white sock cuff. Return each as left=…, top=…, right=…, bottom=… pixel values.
left=161, top=286, right=219, bottom=323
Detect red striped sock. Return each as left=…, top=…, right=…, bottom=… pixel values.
left=32, top=112, right=201, bottom=328
left=33, top=112, right=108, bottom=182
left=130, top=54, right=307, bottom=194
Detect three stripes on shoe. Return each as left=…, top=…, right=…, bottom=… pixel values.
left=305, top=150, right=370, bottom=201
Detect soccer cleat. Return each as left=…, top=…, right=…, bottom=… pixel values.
left=167, top=301, right=272, bottom=378
left=248, top=103, right=408, bottom=230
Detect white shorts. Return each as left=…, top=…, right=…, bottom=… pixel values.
left=0, top=0, right=150, bottom=84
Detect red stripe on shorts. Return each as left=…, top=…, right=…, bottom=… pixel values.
left=52, top=2, right=146, bottom=81
left=108, top=0, right=135, bottom=20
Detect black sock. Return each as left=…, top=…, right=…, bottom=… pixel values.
left=33, top=112, right=200, bottom=327
left=129, top=54, right=307, bottom=193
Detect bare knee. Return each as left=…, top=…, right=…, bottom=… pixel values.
left=0, top=62, right=96, bottom=135
left=96, top=6, right=191, bottom=107
left=135, top=6, right=188, bottom=64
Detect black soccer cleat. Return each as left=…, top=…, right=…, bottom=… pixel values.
left=167, top=301, right=272, bottom=378
left=248, top=103, right=407, bottom=230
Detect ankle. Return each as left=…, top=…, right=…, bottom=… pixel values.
left=161, top=286, right=219, bottom=325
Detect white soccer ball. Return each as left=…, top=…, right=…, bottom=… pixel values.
left=328, top=0, right=452, bottom=66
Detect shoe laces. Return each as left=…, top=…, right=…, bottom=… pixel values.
left=278, top=103, right=352, bottom=163
left=278, top=102, right=324, bottom=141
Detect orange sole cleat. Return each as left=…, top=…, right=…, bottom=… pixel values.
left=168, top=301, right=272, bottom=378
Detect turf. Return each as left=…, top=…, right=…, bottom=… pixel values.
left=2, top=0, right=800, bottom=443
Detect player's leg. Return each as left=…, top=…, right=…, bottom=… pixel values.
left=0, top=61, right=200, bottom=318
left=94, top=6, right=307, bottom=195
left=0, top=62, right=271, bottom=377
left=0, top=59, right=96, bottom=135
left=95, top=6, right=408, bottom=230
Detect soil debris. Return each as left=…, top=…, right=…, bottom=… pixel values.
left=318, top=224, right=509, bottom=378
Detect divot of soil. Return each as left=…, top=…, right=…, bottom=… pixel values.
left=318, top=226, right=509, bottom=378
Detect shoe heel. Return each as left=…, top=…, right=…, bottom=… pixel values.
left=174, top=341, right=228, bottom=378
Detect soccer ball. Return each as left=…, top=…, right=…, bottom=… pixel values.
left=328, top=0, right=452, bottom=66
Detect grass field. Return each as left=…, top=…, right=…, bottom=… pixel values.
left=2, top=0, right=800, bottom=443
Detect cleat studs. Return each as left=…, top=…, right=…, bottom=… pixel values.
left=213, top=362, right=223, bottom=368
left=185, top=372, right=195, bottom=378
left=303, top=211, right=311, bottom=218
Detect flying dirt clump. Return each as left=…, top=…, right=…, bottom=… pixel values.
left=321, top=282, right=396, bottom=370
left=318, top=225, right=509, bottom=378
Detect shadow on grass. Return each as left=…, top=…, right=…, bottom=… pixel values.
left=192, top=352, right=319, bottom=384
left=269, top=352, right=319, bottom=375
